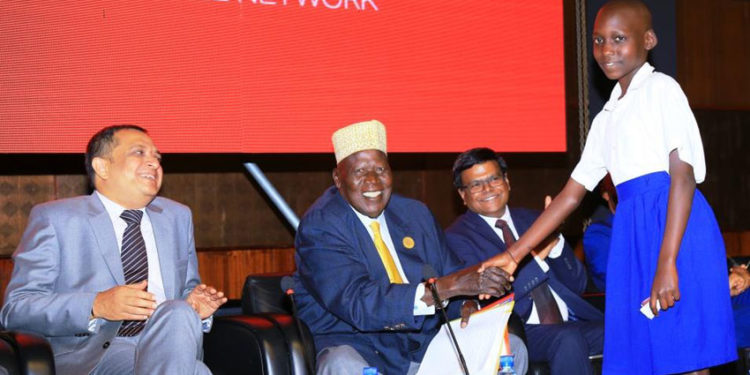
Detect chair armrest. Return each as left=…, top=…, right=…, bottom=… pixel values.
left=3, top=331, right=55, bottom=375
left=0, top=332, right=20, bottom=375
left=261, top=314, right=315, bottom=375
left=228, top=273, right=316, bottom=374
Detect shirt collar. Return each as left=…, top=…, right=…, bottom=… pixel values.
left=350, top=205, right=386, bottom=229
left=604, top=61, right=655, bottom=111
left=478, top=206, right=513, bottom=229
left=95, top=191, right=146, bottom=223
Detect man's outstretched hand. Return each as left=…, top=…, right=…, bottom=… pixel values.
left=186, top=284, right=227, bottom=319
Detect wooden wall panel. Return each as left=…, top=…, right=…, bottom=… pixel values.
left=723, top=232, right=750, bottom=258
left=196, top=248, right=296, bottom=299
left=55, top=175, right=88, bottom=198
left=694, top=110, right=750, bottom=232
left=161, top=172, right=303, bottom=248
left=676, top=0, right=750, bottom=109
left=0, top=257, right=14, bottom=305
left=0, top=176, right=57, bottom=254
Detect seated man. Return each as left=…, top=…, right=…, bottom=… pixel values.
left=293, top=121, right=512, bottom=375
left=1, top=125, right=226, bottom=375
left=445, top=148, right=604, bottom=375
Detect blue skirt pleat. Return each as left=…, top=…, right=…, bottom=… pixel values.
left=602, top=172, right=737, bottom=374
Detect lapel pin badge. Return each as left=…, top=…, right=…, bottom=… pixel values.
left=402, top=236, right=415, bottom=249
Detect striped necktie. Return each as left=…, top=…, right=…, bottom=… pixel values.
left=495, top=219, right=562, bottom=324
left=369, top=221, right=404, bottom=284
left=117, top=209, right=149, bottom=336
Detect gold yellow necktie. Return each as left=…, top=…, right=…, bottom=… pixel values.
left=369, top=221, right=404, bottom=284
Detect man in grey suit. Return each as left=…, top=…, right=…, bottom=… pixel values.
left=1, top=125, right=227, bottom=374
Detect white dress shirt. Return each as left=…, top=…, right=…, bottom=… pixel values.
left=97, top=192, right=167, bottom=304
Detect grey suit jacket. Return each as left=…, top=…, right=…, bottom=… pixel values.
left=0, top=193, right=201, bottom=375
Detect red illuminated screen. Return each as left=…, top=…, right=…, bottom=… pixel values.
left=1, top=1, right=565, bottom=153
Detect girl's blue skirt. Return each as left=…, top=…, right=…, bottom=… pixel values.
left=603, top=172, right=737, bottom=374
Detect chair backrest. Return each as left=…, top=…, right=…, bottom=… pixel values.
left=203, top=315, right=292, bottom=375
left=241, top=273, right=293, bottom=315
left=241, top=273, right=316, bottom=375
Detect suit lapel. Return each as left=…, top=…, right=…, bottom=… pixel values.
left=384, top=209, right=424, bottom=282
left=465, top=211, right=506, bottom=252
left=509, top=209, right=532, bottom=237
left=333, top=191, right=423, bottom=283
left=147, top=201, right=176, bottom=299
left=86, top=194, right=125, bottom=284
left=331, top=194, right=387, bottom=281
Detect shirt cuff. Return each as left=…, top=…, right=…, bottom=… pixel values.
left=533, top=256, right=550, bottom=272
left=413, top=282, right=448, bottom=316
left=201, top=315, right=214, bottom=333
left=548, top=234, right=566, bottom=259
left=534, top=234, right=566, bottom=271
left=87, top=317, right=101, bottom=333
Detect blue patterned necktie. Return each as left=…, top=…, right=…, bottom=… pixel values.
left=496, top=219, right=562, bottom=324
left=117, top=209, right=149, bottom=336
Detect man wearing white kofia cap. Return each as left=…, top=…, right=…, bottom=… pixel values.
left=292, top=120, right=513, bottom=374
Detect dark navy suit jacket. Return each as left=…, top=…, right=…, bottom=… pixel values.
left=294, top=186, right=465, bottom=375
left=445, top=208, right=603, bottom=323
left=582, top=205, right=614, bottom=292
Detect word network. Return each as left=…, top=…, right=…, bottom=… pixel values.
left=211, top=0, right=379, bottom=11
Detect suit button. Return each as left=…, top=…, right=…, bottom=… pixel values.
left=102, top=341, right=110, bottom=349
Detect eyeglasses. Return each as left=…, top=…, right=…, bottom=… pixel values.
left=460, top=175, right=505, bottom=194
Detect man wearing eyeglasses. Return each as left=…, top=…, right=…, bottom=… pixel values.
left=445, top=148, right=604, bottom=375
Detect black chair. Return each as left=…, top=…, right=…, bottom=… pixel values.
left=203, top=314, right=292, bottom=375
left=204, top=274, right=315, bottom=375
left=0, top=331, right=55, bottom=375
left=241, top=274, right=315, bottom=375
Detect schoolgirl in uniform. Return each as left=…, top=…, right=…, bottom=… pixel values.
left=480, top=1, right=736, bottom=373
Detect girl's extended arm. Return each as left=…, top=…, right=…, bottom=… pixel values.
left=650, top=150, right=695, bottom=315
left=480, top=178, right=588, bottom=276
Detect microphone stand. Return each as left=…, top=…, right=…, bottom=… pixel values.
left=281, top=277, right=316, bottom=375
left=424, top=272, right=470, bottom=375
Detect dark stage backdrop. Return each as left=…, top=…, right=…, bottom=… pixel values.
left=1, top=0, right=566, bottom=154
